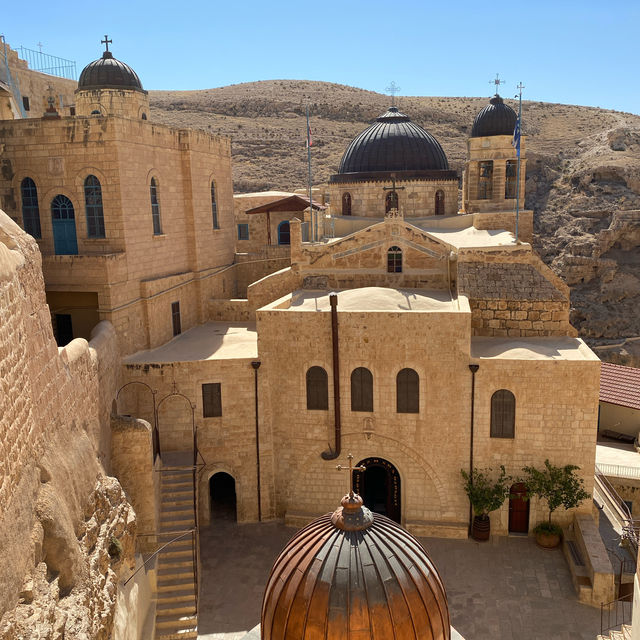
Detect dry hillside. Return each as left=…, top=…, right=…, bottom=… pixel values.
left=149, top=81, right=640, bottom=363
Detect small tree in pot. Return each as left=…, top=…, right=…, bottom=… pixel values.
left=522, top=459, right=590, bottom=548
left=461, top=466, right=511, bottom=541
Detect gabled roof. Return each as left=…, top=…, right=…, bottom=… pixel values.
left=600, top=362, right=640, bottom=410
left=245, top=195, right=326, bottom=214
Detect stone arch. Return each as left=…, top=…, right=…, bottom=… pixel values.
left=199, top=465, right=242, bottom=526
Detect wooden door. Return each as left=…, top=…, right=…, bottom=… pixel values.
left=509, top=482, right=529, bottom=533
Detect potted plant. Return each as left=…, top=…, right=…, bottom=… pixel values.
left=461, top=466, right=511, bottom=541
left=522, top=459, right=590, bottom=548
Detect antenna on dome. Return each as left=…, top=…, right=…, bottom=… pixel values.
left=385, top=81, right=401, bottom=108
left=489, top=73, right=505, bottom=96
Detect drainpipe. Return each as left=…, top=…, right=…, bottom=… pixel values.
left=251, top=361, right=262, bottom=521
left=321, top=293, right=341, bottom=460
left=468, top=363, right=479, bottom=534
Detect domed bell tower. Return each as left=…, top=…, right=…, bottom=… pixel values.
left=75, top=36, right=150, bottom=120
left=462, top=93, right=526, bottom=214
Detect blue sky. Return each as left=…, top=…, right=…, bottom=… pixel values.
left=3, top=0, right=639, bottom=114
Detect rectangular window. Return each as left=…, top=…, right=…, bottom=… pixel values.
left=22, top=96, right=30, bottom=111
left=202, top=383, right=222, bottom=417
left=237, top=223, right=249, bottom=240
left=478, top=161, right=493, bottom=200
left=171, top=301, right=181, bottom=336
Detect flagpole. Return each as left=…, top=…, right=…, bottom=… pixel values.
left=514, top=82, right=524, bottom=244
left=306, top=105, right=314, bottom=242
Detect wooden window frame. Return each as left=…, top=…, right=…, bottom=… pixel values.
left=490, top=389, right=515, bottom=438
left=202, top=382, right=222, bottom=417
left=351, top=367, right=373, bottom=412
left=237, top=223, right=249, bottom=240
left=150, top=178, right=162, bottom=235
left=396, top=368, right=419, bottom=413
left=306, top=366, right=329, bottom=410
left=387, top=246, right=402, bottom=273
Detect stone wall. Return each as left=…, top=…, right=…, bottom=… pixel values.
left=0, top=210, right=136, bottom=637
left=327, top=177, right=458, bottom=218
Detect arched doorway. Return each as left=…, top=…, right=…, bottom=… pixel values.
left=209, top=472, right=237, bottom=522
left=508, top=482, right=529, bottom=534
left=342, top=192, right=352, bottom=216
left=435, top=190, right=445, bottom=215
left=278, top=221, right=290, bottom=245
left=51, top=194, right=78, bottom=255
left=353, top=457, right=401, bottom=523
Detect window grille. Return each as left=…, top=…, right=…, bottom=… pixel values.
left=150, top=178, right=162, bottom=234
left=387, top=246, right=402, bottom=273
left=20, top=177, right=41, bottom=238
left=478, top=161, right=493, bottom=200
left=84, top=175, right=105, bottom=238
left=490, top=389, right=515, bottom=438
left=202, top=383, right=222, bottom=417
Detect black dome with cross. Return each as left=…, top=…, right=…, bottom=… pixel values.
left=471, top=94, right=517, bottom=138
left=77, top=36, right=145, bottom=93
left=335, top=107, right=450, bottom=176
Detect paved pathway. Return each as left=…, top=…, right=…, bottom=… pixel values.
left=197, top=518, right=603, bottom=640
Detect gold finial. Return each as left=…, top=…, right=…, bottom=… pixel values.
left=336, top=453, right=366, bottom=497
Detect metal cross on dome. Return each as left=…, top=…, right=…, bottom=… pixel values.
left=101, top=35, right=112, bottom=53
left=490, top=73, right=505, bottom=95
left=336, top=453, right=366, bottom=496
left=386, top=81, right=401, bottom=107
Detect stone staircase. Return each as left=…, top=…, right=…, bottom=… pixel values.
left=155, top=467, right=198, bottom=640
left=597, top=623, right=632, bottom=640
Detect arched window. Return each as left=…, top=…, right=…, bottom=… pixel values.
left=84, top=175, right=105, bottom=238
left=20, top=177, right=41, bottom=238
left=211, top=181, right=220, bottom=229
left=306, top=366, right=328, bottom=410
left=51, top=194, right=78, bottom=255
left=385, top=190, right=398, bottom=213
left=505, top=160, right=517, bottom=199
left=141, top=113, right=147, bottom=120
left=387, top=246, right=402, bottom=273
left=150, top=178, right=162, bottom=235
left=397, top=368, right=419, bottom=413
left=490, top=389, right=515, bottom=438
left=278, top=221, right=290, bottom=245
left=351, top=367, right=373, bottom=412
left=435, top=190, right=445, bottom=215
left=478, top=161, right=493, bottom=200
left=342, top=192, right=352, bottom=216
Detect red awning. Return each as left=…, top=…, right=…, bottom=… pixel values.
left=245, top=195, right=326, bottom=214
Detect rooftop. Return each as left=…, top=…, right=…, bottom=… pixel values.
left=123, top=322, right=257, bottom=363
left=471, top=336, right=600, bottom=361
left=600, top=361, right=640, bottom=410
left=287, top=287, right=458, bottom=312
left=420, top=225, right=517, bottom=249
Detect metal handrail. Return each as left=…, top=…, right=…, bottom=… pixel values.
left=600, top=591, right=633, bottom=634
left=123, top=529, right=195, bottom=586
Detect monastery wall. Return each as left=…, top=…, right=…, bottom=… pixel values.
left=327, top=178, right=458, bottom=217
left=472, top=353, right=600, bottom=533
left=120, top=358, right=274, bottom=525
left=0, top=210, right=140, bottom=637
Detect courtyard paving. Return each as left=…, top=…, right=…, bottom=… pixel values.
left=196, top=516, right=605, bottom=640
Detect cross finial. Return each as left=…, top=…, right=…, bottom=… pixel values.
left=386, top=81, right=401, bottom=107
left=336, top=453, right=366, bottom=497
left=515, top=81, right=525, bottom=97
left=101, top=35, right=112, bottom=53
left=490, top=73, right=505, bottom=95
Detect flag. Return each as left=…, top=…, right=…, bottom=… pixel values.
left=306, top=123, right=313, bottom=148
left=512, top=117, right=521, bottom=158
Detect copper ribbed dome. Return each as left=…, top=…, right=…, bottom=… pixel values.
left=78, top=51, right=144, bottom=92
left=471, top=94, right=517, bottom=137
left=338, top=107, right=449, bottom=174
left=261, top=493, right=450, bottom=639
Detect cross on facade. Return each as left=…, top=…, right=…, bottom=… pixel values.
left=336, top=453, right=366, bottom=496
left=490, top=73, right=505, bottom=95
left=385, top=81, right=401, bottom=107
left=101, top=35, right=112, bottom=53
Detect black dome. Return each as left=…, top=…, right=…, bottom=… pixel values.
left=78, top=51, right=144, bottom=92
left=338, top=107, right=449, bottom=174
left=471, top=95, right=517, bottom=137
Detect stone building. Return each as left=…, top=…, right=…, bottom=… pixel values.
left=0, top=37, right=607, bottom=639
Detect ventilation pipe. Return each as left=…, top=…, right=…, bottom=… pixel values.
left=322, top=293, right=341, bottom=460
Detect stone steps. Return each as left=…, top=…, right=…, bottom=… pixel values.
left=154, top=464, right=198, bottom=640
left=598, top=623, right=633, bottom=640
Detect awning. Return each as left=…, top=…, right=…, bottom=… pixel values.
left=245, top=195, right=326, bottom=214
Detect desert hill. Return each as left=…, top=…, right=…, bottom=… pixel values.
left=149, top=80, right=640, bottom=363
